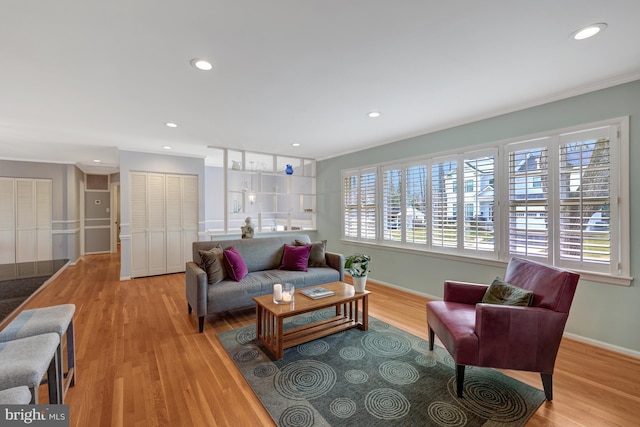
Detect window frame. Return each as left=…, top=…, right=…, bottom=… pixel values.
left=341, top=117, right=630, bottom=285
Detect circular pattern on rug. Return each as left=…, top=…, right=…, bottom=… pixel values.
left=344, top=369, right=368, bottom=384
left=329, top=397, right=357, bottom=418
left=278, top=405, right=314, bottom=427
left=339, top=346, right=365, bottom=360
left=253, top=363, right=277, bottom=378
left=379, top=360, right=420, bottom=385
left=232, top=346, right=260, bottom=363
left=297, top=340, right=330, bottom=356
left=417, top=339, right=431, bottom=351
left=448, top=376, right=528, bottom=422
left=235, top=327, right=256, bottom=344
left=427, top=402, right=467, bottom=427
left=415, top=353, right=438, bottom=367
left=311, top=310, right=333, bottom=322
left=369, top=319, right=390, bottom=330
left=274, top=360, right=337, bottom=400
left=364, top=388, right=410, bottom=420
left=361, top=332, right=412, bottom=357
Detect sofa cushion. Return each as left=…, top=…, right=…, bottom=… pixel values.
left=199, top=246, right=226, bottom=284
left=223, top=246, right=249, bottom=281
left=279, top=244, right=312, bottom=271
left=482, top=277, right=534, bottom=307
left=295, top=239, right=327, bottom=267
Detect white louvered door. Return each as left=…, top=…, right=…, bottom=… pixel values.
left=36, top=180, right=52, bottom=260
left=165, top=174, right=183, bottom=274
left=0, top=178, right=16, bottom=263
left=130, top=172, right=198, bottom=278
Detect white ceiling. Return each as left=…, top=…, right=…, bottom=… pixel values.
left=2, top=1, right=640, bottom=172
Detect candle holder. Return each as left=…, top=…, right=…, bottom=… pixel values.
left=273, top=283, right=295, bottom=304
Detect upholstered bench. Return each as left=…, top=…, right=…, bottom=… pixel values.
left=0, top=304, right=76, bottom=401
left=0, top=386, right=32, bottom=404
left=0, top=333, right=61, bottom=403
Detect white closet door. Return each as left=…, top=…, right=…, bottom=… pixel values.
left=36, top=180, right=52, bottom=260
left=0, top=178, right=16, bottom=264
left=147, top=173, right=166, bottom=276
left=15, top=179, right=36, bottom=262
left=182, top=175, right=198, bottom=265
left=130, top=172, right=148, bottom=277
left=165, top=175, right=183, bottom=273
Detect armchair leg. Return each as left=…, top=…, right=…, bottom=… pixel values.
left=428, top=327, right=435, bottom=351
left=188, top=303, right=192, bottom=314
left=541, top=373, right=553, bottom=400
left=198, top=316, right=204, bottom=333
left=456, top=364, right=465, bottom=398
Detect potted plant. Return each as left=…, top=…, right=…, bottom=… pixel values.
left=345, top=253, right=371, bottom=292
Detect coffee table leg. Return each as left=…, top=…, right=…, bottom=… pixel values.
left=277, top=317, right=284, bottom=359
left=362, top=294, right=368, bottom=330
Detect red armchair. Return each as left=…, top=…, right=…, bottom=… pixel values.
left=426, top=257, right=580, bottom=400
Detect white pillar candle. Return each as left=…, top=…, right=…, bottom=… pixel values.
left=282, top=291, right=291, bottom=302
left=273, top=284, right=282, bottom=301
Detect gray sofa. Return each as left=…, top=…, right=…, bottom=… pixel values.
left=186, top=234, right=344, bottom=332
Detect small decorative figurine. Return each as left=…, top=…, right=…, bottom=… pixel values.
left=285, top=164, right=294, bottom=175
left=241, top=217, right=255, bottom=239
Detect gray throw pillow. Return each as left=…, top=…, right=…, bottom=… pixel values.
left=295, top=239, right=327, bottom=267
left=482, top=277, right=534, bottom=307
left=199, top=246, right=226, bottom=284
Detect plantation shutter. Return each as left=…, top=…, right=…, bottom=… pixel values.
left=382, top=167, right=402, bottom=242
left=359, top=170, right=377, bottom=240
left=507, top=141, right=550, bottom=260
left=558, top=126, right=614, bottom=271
left=405, top=164, right=427, bottom=245
left=463, top=154, right=495, bottom=253
left=343, top=173, right=359, bottom=239
left=431, top=159, right=457, bottom=248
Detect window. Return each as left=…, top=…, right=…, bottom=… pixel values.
left=343, top=169, right=377, bottom=241
left=342, top=118, right=629, bottom=283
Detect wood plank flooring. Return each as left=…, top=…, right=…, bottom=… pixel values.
left=17, top=253, right=640, bottom=426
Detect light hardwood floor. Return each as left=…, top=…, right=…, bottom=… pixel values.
left=13, top=253, right=640, bottom=426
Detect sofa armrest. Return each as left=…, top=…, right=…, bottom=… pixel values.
left=475, top=303, right=568, bottom=372
left=186, top=261, right=208, bottom=317
left=443, top=280, right=488, bottom=304
left=325, top=252, right=345, bottom=282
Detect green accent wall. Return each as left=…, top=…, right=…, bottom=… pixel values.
left=317, top=79, right=640, bottom=354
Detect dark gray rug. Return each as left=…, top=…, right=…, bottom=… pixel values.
left=218, top=310, right=545, bottom=427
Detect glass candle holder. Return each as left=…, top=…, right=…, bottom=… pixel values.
left=273, top=283, right=294, bottom=304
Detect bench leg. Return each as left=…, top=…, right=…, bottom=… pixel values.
left=198, top=316, right=204, bottom=333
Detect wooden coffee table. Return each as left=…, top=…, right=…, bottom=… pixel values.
left=253, top=281, right=369, bottom=359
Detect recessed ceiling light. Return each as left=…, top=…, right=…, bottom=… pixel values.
left=93, top=159, right=102, bottom=164
left=367, top=111, right=381, bottom=118
left=190, top=58, right=213, bottom=71
left=163, top=146, right=172, bottom=150
left=571, top=23, right=607, bottom=40
left=292, top=143, right=300, bottom=147
left=165, top=122, right=178, bottom=128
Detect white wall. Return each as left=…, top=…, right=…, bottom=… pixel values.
left=317, top=79, right=640, bottom=355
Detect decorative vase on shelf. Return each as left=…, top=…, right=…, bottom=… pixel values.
left=352, top=276, right=367, bottom=293
left=285, top=164, right=294, bottom=175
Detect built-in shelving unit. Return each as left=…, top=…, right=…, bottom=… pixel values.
left=224, top=149, right=316, bottom=235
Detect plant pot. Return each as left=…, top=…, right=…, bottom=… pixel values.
left=352, top=275, right=367, bottom=293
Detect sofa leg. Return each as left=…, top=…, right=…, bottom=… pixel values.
left=456, top=364, right=465, bottom=398
left=541, top=373, right=553, bottom=400
left=188, top=303, right=192, bottom=314
left=428, top=327, right=435, bottom=351
left=198, top=316, right=204, bottom=333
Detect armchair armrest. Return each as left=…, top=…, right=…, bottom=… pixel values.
left=475, top=303, right=568, bottom=372
left=443, top=280, right=488, bottom=304
left=325, top=252, right=345, bottom=282
left=185, top=261, right=208, bottom=316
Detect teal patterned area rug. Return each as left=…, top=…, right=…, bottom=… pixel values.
left=218, top=310, right=545, bottom=427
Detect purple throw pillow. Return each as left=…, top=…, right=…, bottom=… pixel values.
left=223, top=246, right=248, bottom=281
left=279, top=244, right=312, bottom=272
